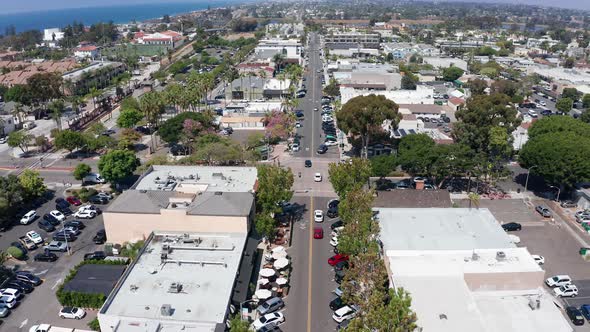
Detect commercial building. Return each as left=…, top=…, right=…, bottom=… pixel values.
left=332, top=62, right=401, bottom=90
left=98, top=231, right=250, bottom=332
left=133, top=30, right=184, bottom=48
left=375, top=208, right=572, bottom=332
left=74, top=45, right=99, bottom=59
left=340, top=85, right=434, bottom=105
left=423, top=56, right=468, bottom=71
left=324, top=32, right=381, bottom=49
left=382, top=42, right=440, bottom=59
left=253, top=39, right=303, bottom=66
left=103, top=166, right=258, bottom=244
left=62, top=61, right=125, bottom=96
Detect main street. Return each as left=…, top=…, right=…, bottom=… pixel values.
left=282, top=32, right=340, bottom=332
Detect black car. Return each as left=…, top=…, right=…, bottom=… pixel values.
left=170, top=144, right=190, bottom=156
left=10, top=241, right=28, bottom=254
left=295, top=111, right=304, bottom=118
left=93, top=229, right=107, bottom=244
left=84, top=251, right=106, bottom=261
left=329, top=297, right=346, bottom=311
left=541, top=109, right=552, bottom=116
left=88, top=196, right=108, bottom=205
left=15, top=271, right=42, bottom=286
left=317, top=144, right=328, bottom=154
left=43, top=213, right=60, bottom=226
left=331, top=219, right=343, bottom=230
left=502, top=222, right=522, bottom=232
left=53, top=232, right=77, bottom=242
left=34, top=252, right=58, bottom=262
left=304, top=160, right=312, bottom=168
left=566, top=306, right=585, bottom=326
left=335, top=269, right=345, bottom=284
left=64, top=220, right=85, bottom=230
left=55, top=197, right=70, bottom=209
left=5, top=280, right=34, bottom=293
left=334, top=260, right=349, bottom=271
left=327, top=206, right=338, bottom=218
left=328, top=200, right=340, bottom=209
left=38, top=219, right=56, bottom=232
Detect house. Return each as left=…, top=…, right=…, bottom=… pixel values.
left=103, top=166, right=258, bottom=244
left=375, top=208, right=572, bottom=332
left=74, top=45, right=99, bottom=59
left=448, top=97, right=465, bottom=111
left=133, top=30, right=184, bottom=48
left=43, top=28, right=64, bottom=48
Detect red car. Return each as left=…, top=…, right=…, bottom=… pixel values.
left=328, top=254, right=349, bottom=266
left=66, top=196, right=81, bottom=206
left=313, top=227, right=324, bottom=239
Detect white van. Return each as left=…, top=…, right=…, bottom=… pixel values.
left=83, top=173, right=105, bottom=184
left=528, top=110, right=538, bottom=118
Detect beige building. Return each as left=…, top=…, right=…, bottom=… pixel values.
left=104, top=166, right=258, bottom=244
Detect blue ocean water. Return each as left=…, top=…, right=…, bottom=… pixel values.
left=0, top=2, right=236, bottom=33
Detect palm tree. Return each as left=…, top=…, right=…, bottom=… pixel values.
left=48, top=99, right=65, bottom=131
left=272, top=53, right=285, bottom=76
left=11, top=103, right=25, bottom=127
left=468, top=192, right=480, bottom=210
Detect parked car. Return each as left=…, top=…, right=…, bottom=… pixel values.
left=59, top=306, right=86, bottom=319
left=73, top=209, right=96, bottom=219
left=561, top=201, right=578, bottom=208
left=93, top=229, right=107, bottom=244
left=256, top=297, right=285, bottom=315
left=334, top=260, right=349, bottom=271
left=555, top=284, right=579, bottom=297
left=579, top=304, right=590, bottom=322
left=0, top=295, right=17, bottom=308
left=535, top=205, right=552, bottom=218
left=63, top=226, right=81, bottom=235
left=545, top=275, right=572, bottom=287
left=317, top=144, right=328, bottom=154
left=327, top=206, right=338, bottom=218
left=26, top=231, right=43, bottom=244
left=65, top=196, right=81, bottom=206
left=43, top=213, right=60, bottom=226
left=18, top=236, right=37, bottom=250
left=328, top=254, right=349, bottom=266
left=55, top=197, right=70, bottom=211
left=5, top=280, right=33, bottom=293
left=532, top=255, right=545, bottom=265
left=20, top=210, right=37, bottom=225
left=83, top=173, right=105, bottom=184
left=330, top=297, right=346, bottom=311
left=0, top=288, right=22, bottom=300
left=64, top=220, right=85, bottom=230
left=332, top=305, right=358, bottom=323
left=49, top=210, right=65, bottom=222
left=314, top=173, right=322, bottom=182
left=38, top=220, right=56, bottom=233
left=252, top=312, right=285, bottom=330
left=44, top=241, right=69, bottom=252
left=83, top=251, right=106, bottom=261
left=313, top=227, right=324, bottom=239
left=88, top=196, right=108, bottom=205
left=314, top=210, right=324, bottom=223
left=15, top=271, right=41, bottom=286
left=567, top=306, right=585, bottom=326
left=331, top=219, right=343, bottom=230
left=53, top=232, right=77, bottom=242
left=502, top=222, right=522, bottom=232
left=335, top=269, right=345, bottom=284
left=330, top=236, right=339, bottom=247
left=34, top=252, right=58, bottom=262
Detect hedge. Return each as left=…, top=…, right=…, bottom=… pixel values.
left=88, top=318, right=101, bottom=331
left=7, top=246, right=24, bottom=260
left=56, top=259, right=128, bottom=309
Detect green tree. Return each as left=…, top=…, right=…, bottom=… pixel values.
left=246, top=132, right=265, bottom=150
left=582, top=94, right=590, bottom=109
left=0, top=175, right=25, bottom=229
left=139, top=91, right=165, bottom=126
left=6, top=246, right=24, bottom=260
left=562, top=88, right=580, bottom=101
left=370, top=154, right=398, bottom=177
left=323, top=78, right=340, bottom=97
left=401, top=74, right=417, bottom=90
left=346, top=288, right=417, bottom=331
left=255, top=213, right=276, bottom=242
left=158, top=112, right=211, bottom=144
left=98, top=150, right=140, bottom=183
left=564, top=57, right=575, bottom=69
left=54, top=129, right=86, bottom=154
left=342, top=251, right=388, bottom=306
left=228, top=314, right=252, bottom=332
left=528, top=115, right=590, bottom=139
left=88, top=122, right=107, bottom=137
left=442, top=66, right=464, bottom=81
left=581, top=111, right=590, bottom=124
left=48, top=99, right=65, bottom=131
left=19, top=170, right=46, bottom=201
left=328, top=158, right=372, bottom=199
left=337, top=188, right=379, bottom=256
left=398, top=134, right=437, bottom=176
left=120, top=96, right=140, bottom=111
left=256, top=165, right=294, bottom=213
left=556, top=97, right=573, bottom=114
left=117, top=108, right=144, bottom=128
left=7, top=130, right=33, bottom=153
left=337, top=95, right=400, bottom=158
left=73, top=163, right=92, bottom=181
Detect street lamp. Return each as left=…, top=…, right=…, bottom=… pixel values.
left=524, top=165, right=538, bottom=192
left=549, top=185, right=561, bottom=202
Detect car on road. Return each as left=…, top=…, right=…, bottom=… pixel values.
left=333, top=305, right=358, bottom=323
left=34, top=252, right=58, bottom=262
left=328, top=254, right=349, bottom=266
left=314, top=173, right=322, bottom=182
left=59, top=306, right=86, bottom=320
left=314, top=210, right=324, bottom=222
left=317, top=144, right=328, bottom=154
left=314, top=227, right=324, bottom=239
left=291, top=143, right=300, bottom=152
left=49, top=210, right=66, bottom=221
left=38, top=219, right=56, bottom=232
left=15, top=271, right=41, bottom=286
left=295, top=111, right=304, bottom=118
left=26, top=231, right=43, bottom=244
left=44, top=241, right=69, bottom=252
left=93, top=229, right=107, bottom=244
left=502, top=222, right=522, bottom=232
left=305, top=160, right=312, bottom=168
left=20, top=210, right=37, bottom=225
left=256, top=297, right=285, bottom=315
left=555, top=284, right=578, bottom=297
left=74, top=209, right=97, bottom=219
left=84, top=251, right=106, bottom=261
left=567, top=306, right=585, bottom=326
left=532, top=255, right=545, bottom=265
left=252, top=312, right=285, bottom=330
left=66, top=196, right=81, bottom=206
left=535, top=205, right=552, bottom=218
left=546, top=275, right=572, bottom=287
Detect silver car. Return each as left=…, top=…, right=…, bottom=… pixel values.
left=44, top=241, right=69, bottom=252
left=535, top=205, right=552, bottom=218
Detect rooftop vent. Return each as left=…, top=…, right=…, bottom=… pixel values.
left=130, top=284, right=138, bottom=292
left=139, top=190, right=147, bottom=193
left=161, top=304, right=173, bottom=316
left=496, top=251, right=506, bottom=261
left=439, top=314, right=447, bottom=320
left=168, top=282, right=183, bottom=293
left=471, top=251, right=479, bottom=261
left=215, top=192, right=223, bottom=196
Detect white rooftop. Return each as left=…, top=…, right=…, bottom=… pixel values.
left=134, top=166, right=257, bottom=193
left=375, top=208, right=516, bottom=251
left=100, top=231, right=247, bottom=331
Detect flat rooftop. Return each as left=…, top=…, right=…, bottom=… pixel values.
left=375, top=208, right=516, bottom=251
left=134, top=166, right=257, bottom=193
left=100, top=231, right=247, bottom=330
left=62, top=61, right=120, bottom=81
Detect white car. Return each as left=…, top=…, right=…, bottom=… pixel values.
left=292, top=143, right=300, bottom=152
left=540, top=101, right=547, bottom=106
left=295, top=122, right=302, bottom=128
left=26, top=231, right=43, bottom=244
left=332, top=305, right=358, bottom=323
left=59, top=306, right=86, bottom=319
left=0, top=288, right=21, bottom=299
left=314, top=173, right=322, bottom=182
left=20, top=210, right=37, bottom=225
left=554, top=284, right=578, bottom=297
left=73, top=209, right=96, bottom=219
left=252, top=312, right=285, bottom=330
left=532, top=255, right=545, bottom=265
left=49, top=210, right=65, bottom=222
left=324, top=140, right=338, bottom=146
left=314, top=210, right=324, bottom=223
left=330, top=236, right=339, bottom=247
left=545, top=275, right=572, bottom=287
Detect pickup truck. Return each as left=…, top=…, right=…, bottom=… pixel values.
left=19, top=236, right=37, bottom=250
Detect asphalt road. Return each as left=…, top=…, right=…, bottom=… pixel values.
left=281, top=32, right=340, bottom=332
left=0, top=190, right=108, bottom=331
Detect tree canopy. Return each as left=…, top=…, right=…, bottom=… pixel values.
left=256, top=164, right=294, bottom=214
left=158, top=112, right=212, bottom=144
left=328, top=158, right=372, bottom=199
left=442, top=66, right=464, bottom=81
left=98, top=150, right=140, bottom=183
left=117, top=108, right=144, bottom=128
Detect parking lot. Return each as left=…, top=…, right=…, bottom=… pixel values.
left=0, top=188, right=109, bottom=331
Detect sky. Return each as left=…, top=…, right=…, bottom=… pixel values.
left=2, top=0, right=589, bottom=13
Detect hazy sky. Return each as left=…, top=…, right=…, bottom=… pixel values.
left=2, top=0, right=589, bottom=13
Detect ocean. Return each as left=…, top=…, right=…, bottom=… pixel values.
left=0, top=1, right=237, bottom=33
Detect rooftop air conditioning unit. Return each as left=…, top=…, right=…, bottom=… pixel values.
left=496, top=251, right=506, bottom=261
left=161, top=304, right=173, bottom=316
left=169, top=282, right=182, bottom=293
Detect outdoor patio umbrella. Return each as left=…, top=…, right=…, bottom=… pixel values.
left=272, top=250, right=288, bottom=260
left=258, top=278, right=270, bottom=285
left=273, top=257, right=290, bottom=270
left=255, top=289, right=272, bottom=300
left=275, top=277, right=288, bottom=286
left=271, top=246, right=285, bottom=254
left=260, top=268, right=276, bottom=278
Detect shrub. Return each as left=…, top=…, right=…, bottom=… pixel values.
left=88, top=318, right=101, bottom=331
left=78, top=187, right=97, bottom=202
left=6, top=246, right=24, bottom=260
